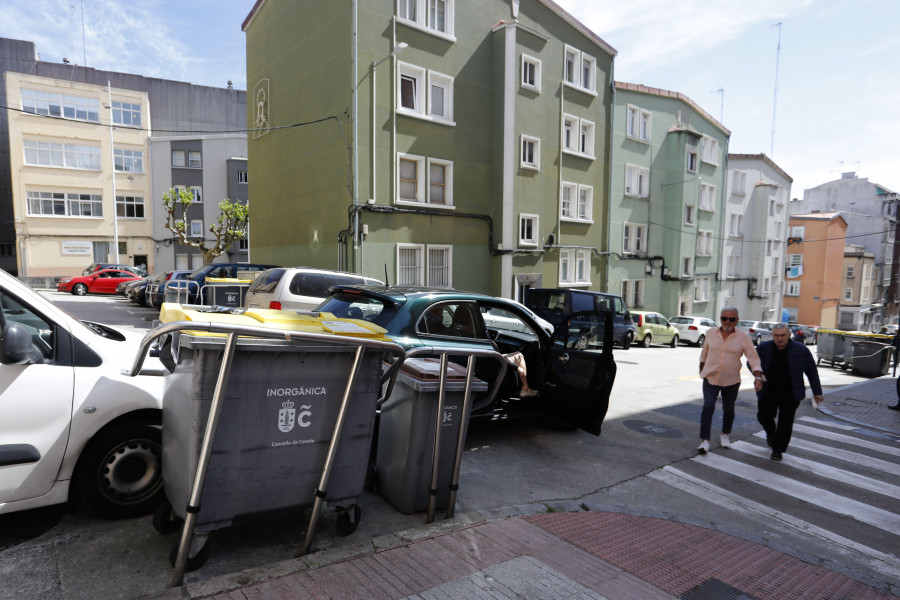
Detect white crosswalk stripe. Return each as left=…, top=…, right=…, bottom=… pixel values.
left=789, top=423, right=900, bottom=457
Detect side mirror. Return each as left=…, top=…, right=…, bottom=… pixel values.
left=0, top=323, right=39, bottom=365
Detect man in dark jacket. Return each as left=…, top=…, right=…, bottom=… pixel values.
left=755, top=323, right=824, bottom=461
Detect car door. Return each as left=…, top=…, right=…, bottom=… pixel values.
left=0, top=289, right=75, bottom=504
left=540, top=311, right=616, bottom=435
left=91, top=271, right=119, bottom=294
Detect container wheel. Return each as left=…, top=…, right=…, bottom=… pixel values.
left=335, top=504, right=361, bottom=536
left=169, top=540, right=210, bottom=572
left=152, top=500, right=183, bottom=534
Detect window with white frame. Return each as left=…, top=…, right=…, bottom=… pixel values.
left=560, top=182, right=592, bottom=222
left=399, top=63, right=424, bottom=113
left=789, top=253, right=802, bottom=266
left=521, top=54, right=541, bottom=92
left=27, top=190, right=103, bottom=217
left=727, top=255, right=741, bottom=277
left=190, top=220, right=204, bottom=237
left=621, top=278, right=644, bottom=308
left=428, top=244, right=452, bottom=287
left=763, top=278, right=770, bottom=293
left=682, top=257, right=693, bottom=277
left=428, top=71, right=453, bottom=121
left=729, top=213, right=743, bottom=236
left=520, top=135, right=540, bottom=170
left=397, top=0, right=454, bottom=38
left=846, top=265, right=855, bottom=278
left=519, top=214, right=538, bottom=246
left=238, top=239, right=249, bottom=251
left=694, top=276, right=710, bottom=301
left=790, top=226, right=805, bottom=239
left=172, top=150, right=185, bottom=167
left=766, top=240, right=773, bottom=256
left=844, top=287, right=853, bottom=301
left=428, top=158, right=452, bottom=205
left=24, top=140, right=101, bottom=170
left=397, top=243, right=453, bottom=287
left=625, top=164, right=650, bottom=198
left=564, top=46, right=579, bottom=87
left=699, top=183, right=716, bottom=211
left=696, top=230, right=713, bottom=256
left=772, top=257, right=780, bottom=276
left=626, top=105, right=651, bottom=142
left=397, top=63, right=454, bottom=122
left=398, top=155, right=422, bottom=203
left=238, top=170, right=248, bottom=183
left=700, top=135, right=719, bottom=164
left=562, top=115, right=594, bottom=158
left=732, top=170, right=747, bottom=195
left=623, top=222, right=647, bottom=254
left=116, top=195, right=145, bottom=219
left=786, top=281, right=801, bottom=296
left=397, top=244, right=424, bottom=285
left=562, top=114, right=577, bottom=153
left=562, top=45, right=596, bottom=93
left=579, top=119, right=595, bottom=157
left=577, top=186, right=592, bottom=221
left=21, top=88, right=99, bottom=122
left=114, top=148, right=143, bottom=173
left=581, top=53, right=596, bottom=92
left=397, top=154, right=453, bottom=206
left=687, top=149, right=698, bottom=173
left=768, top=199, right=776, bottom=216
left=775, top=221, right=783, bottom=240
left=111, top=100, right=141, bottom=127
left=173, top=185, right=202, bottom=203
left=559, top=249, right=590, bottom=285
left=684, top=204, right=695, bottom=225
left=188, top=151, right=201, bottom=168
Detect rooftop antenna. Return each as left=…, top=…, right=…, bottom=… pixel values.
left=770, top=22, right=782, bottom=156
left=383, top=264, right=390, bottom=287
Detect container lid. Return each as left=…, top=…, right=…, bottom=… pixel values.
left=399, top=357, right=476, bottom=381
left=204, top=277, right=254, bottom=284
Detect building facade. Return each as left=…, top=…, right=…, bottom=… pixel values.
left=838, top=244, right=877, bottom=331
left=242, top=0, right=616, bottom=299
left=721, top=154, right=791, bottom=322
left=608, top=83, right=729, bottom=318
left=782, top=212, right=847, bottom=328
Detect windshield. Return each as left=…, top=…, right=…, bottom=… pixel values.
left=315, top=292, right=397, bottom=327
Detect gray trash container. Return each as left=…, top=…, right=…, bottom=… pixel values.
left=376, top=357, right=487, bottom=514
left=200, top=277, right=251, bottom=307
left=816, top=330, right=848, bottom=367
left=849, top=340, right=893, bottom=377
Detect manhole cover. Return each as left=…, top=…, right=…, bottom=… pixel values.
left=623, top=420, right=684, bottom=438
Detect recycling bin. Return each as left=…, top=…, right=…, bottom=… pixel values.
left=200, top=277, right=252, bottom=307
left=849, top=340, right=893, bottom=377
left=815, top=329, right=848, bottom=368
left=376, top=357, right=487, bottom=514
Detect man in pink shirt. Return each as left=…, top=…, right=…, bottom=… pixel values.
left=697, top=307, right=764, bottom=453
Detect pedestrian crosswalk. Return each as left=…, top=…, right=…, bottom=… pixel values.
left=648, top=415, right=900, bottom=582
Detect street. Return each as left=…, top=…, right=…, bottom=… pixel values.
left=1, top=293, right=898, bottom=599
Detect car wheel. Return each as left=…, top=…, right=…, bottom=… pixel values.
left=622, top=332, right=633, bottom=350
left=72, top=283, right=88, bottom=296
left=641, top=334, right=652, bottom=348
left=696, top=334, right=705, bottom=347
left=752, top=336, right=759, bottom=346
left=76, top=422, right=164, bottom=519
left=670, top=335, right=679, bottom=348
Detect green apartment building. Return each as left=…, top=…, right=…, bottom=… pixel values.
left=609, top=83, right=729, bottom=319
left=241, top=0, right=615, bottom=299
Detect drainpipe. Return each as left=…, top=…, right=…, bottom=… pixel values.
left=605, top=68, right=615, bottom=294
left=501, top=23, right=516, bottom=297
left=351, top=0, right=359, bottom=272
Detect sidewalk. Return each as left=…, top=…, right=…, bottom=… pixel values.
left=148, top=377, right=900, bottom=600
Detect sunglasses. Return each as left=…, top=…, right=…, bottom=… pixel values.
left=720, top=316, right=737, bottom=322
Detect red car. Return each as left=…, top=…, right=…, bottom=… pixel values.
left=57, top=268, right=141, bottom=295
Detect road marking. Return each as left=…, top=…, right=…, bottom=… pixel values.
left=789, top=423, right=900, bottom=456
left=691, top=452, right=900, bottom=535
left=731, top=440, right=900, bottom=499
left=751, top=432, right=900, bottom=474
left=649, top=467, right=900, bottom=579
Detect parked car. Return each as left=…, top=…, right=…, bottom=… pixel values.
left=145, top=270, right=193, bottom=308
left=791, top=324, right=818, bottom=345
left=83, top=263, right=146, bottom=277
left=668, top=315, right=717, bottom=346
left=124, top=272, right=171, bottom=306
left=524, top=288, right=635, bottom=349
left=315, top=285, right=616, bottom=434
left=737, top=320, right=773, bottom=346
left=162, top=262, right=279, bottom=305
left=58, top=269, right=141, bottom=295
left=244, top=267, right=383, bottom=311
left=631, top=311, right=679, bottom=347
left=0, top=267, right=165, bottom=518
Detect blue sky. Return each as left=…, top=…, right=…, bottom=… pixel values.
left=3, top=0, right=897, bottom=197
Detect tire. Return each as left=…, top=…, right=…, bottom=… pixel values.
left=695, top=334, right=705, bottom=347
left=72, top=283, right=88, bottom=296
left=152, top=500, right=183, bottom=535
left=621, top=332, right=633, bottom=350
left=76, top=422, right=164, bottom=519
left=335, top=504, right=362, bottom=536
left=752, top=336, right=759, bottom=347
left=670, top=335, right=679, bottom=348
left=641, top=334, right=652, bottom=348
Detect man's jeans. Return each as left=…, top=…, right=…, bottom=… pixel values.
left=700, top=379, right=740, bottom=440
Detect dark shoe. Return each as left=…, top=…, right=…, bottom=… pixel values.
left=889, top=404, right=900, bottom=411
left=766, top=435, right=773, bottom=448
left=770, top=450, right=783, bottom=462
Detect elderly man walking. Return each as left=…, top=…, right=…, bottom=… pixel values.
left=755, top=323, right=823, bottom=461
left=698, top=307, right=763, bottom=454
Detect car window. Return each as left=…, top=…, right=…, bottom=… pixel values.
left=669, top=317, right=688, bottom=325
left=552, top=313, right=608, bottom=351
left=417, top=303, right=483, bottom=339
left=0, top=291, right=54, bottom=360
left=248, top=268, right=285, bottom=293
left=480, top=306, right=538, bottom=343
left=315, top=291, right=395, bottom=326
left=702, top=319, right=715, bottom=327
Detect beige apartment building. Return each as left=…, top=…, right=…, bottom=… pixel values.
left=5, top=72, right=153, bottom=276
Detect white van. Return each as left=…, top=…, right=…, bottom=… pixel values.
left=244, top=267, right=383, bottom=311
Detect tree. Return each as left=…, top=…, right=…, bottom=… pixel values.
left=161, top=187, right=249, bottom=264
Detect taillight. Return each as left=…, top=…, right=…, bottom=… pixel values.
left=634, top=315, right=643, bottom=326
left=749, top=328, right=756, bottom=333
left=269, top=301, right=282, bottom=310
left=688, top=325, right=698, bottom=330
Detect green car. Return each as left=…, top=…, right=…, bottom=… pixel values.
left=315, top=285, right=617, bottom=435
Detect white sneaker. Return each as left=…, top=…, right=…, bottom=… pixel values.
left=720, top=434, right=731, bottom=448
left=697, top=440, right=710, bottom=454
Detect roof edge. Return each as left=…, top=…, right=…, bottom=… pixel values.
left=615, top=81, right=730, bottom=136
left=728, top=153, right=793, bottom=183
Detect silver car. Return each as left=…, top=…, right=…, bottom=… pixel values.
left=737, top=320, right=773, bottom=346
left=244, top=267, right=383, bottom=311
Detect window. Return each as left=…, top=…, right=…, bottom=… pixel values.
left=397, top=243, right=453, bottom=287
left=727, top=255, right=741, bottom=277
left=786, top=281, right=801, bottom=296
left=844, top=287, right=853, bottom=301
left=581, top=53, right=596, bottom=92
left=682, top=257, right=693, bottom=277
left=563, top=45, right=596, bottom=94
left=684, top=204, right=695, bottom=226
left=769, top=199, right=776, bottom=216
left=188, top=151, right=202, bottom=168
left=790, top=226, right=805, bottom=239
left=427, top=158, right=453, bottom=205
left=114, top=148, right=143, bottom=173
left=397, top=62, right=453, bottom=122
left=687, top=150, right=698, bottom=173
left=625, top=164, right=650, bottom=198
left=622, top=279, right=644, bottom=308
left=116, top=195, right=145, bottom=219
left=521, top=54, right=541, bottom=92
left=398, top=155, right=423, bottom=203
left=21, top=88, right=99, bottom=122
left=729, top=214, right=743, bottom=236
left=521, top=135, right=540, bottom=170
left=701, top=135, right=719, bottom=165
left=559, top=249, right=590, bottom=285
left=519, top=214, right=538, bottom=246
left=172, top=150, right=185, bottom=167
left=772, top=257, right=780, bottom=276
left=732, top=170, right=747, bottom=195
left=27, top=190, right=102, bottom=217
left=564, top=46, right=579, bottom=86
left=699, top=183, right=716, bottom=211
left=397, top=153, right=453, bottom=206
left=24, top=140, right=101, bottom=170
left=694, top=276, right=710, bottom=301
left=626, top=105, right=651, bottom=142
left=623, top=223, right=647, bottom=254
left=789, top=253, right=802, bottom=266
left=579, top=119, right=595, bottom=157
left=238, top=170, right=248, bottom=183
left=173, top=185, right=202, bottom=203
left=111, top=100, right=141, bottom=127
left=561, top=115, right=594, bottom=158
left=238, top=239, right=249, bottom=251
left=846, top=265, right=855, bottom=278
left=763, top=278, right=771, bottom=294
left=562, top=115, right=577, bottom=153
left=560, top=182, right=592, bottom=222
left=397, top=0, right=454, bottom=38
left=190, top=220, right=204, bottom=237
left=696, top=230, right=713, bottom=256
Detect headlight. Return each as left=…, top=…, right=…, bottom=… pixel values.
left=58, top=278, right=72, bottom=284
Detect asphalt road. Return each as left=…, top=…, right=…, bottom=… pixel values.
left=1, top=293, right=895, bottom=599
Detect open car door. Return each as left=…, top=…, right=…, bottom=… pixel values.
left=540, top=310, right=616, bottom=435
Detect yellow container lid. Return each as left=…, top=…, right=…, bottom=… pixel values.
left=203, top=277, right=253, bottom=284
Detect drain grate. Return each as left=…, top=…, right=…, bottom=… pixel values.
left=622, top=419, right=684, bottom=438
left=680, top=578, right=760, bottom=600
